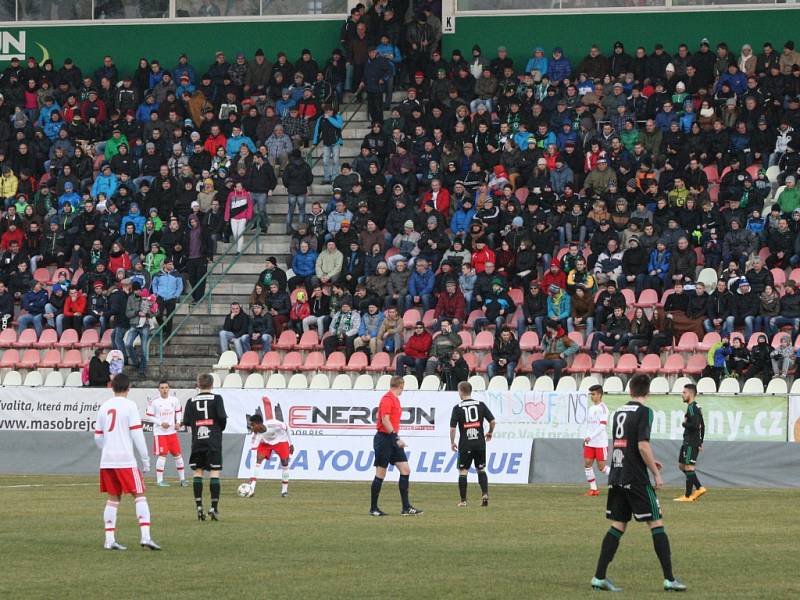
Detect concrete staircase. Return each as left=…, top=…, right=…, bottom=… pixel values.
left=142, top=97, right=376, bottom=386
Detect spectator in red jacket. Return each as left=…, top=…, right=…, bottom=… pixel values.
left=471, top=239, right=495, bottom=274
left=0, top=223, right=24, bottom=250
left=420, top=178, right=451, bottom=215
left=62, top=287, right=87, bottom=334
left=433, top=279, right=466, bottom=331
left=394, top=320, right=432, bottom=383
left=203, top=124, right=227, bottom=156
left=541, top=257, right=567, bottom=295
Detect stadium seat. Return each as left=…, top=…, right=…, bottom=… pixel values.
left=0, top=329, right=17, bottom=348
left=741, top=378, right=764, bottom=394
left=590, top=353, right=615, bottom=375
left=345, top=352, right=369, bottom=372
left=287, top=373, right=309, bottom=389
left=366, top=352, right=391, bottom=373
left=56, top=329, right=79, bottom=349
left=34, top=329, right=58, bottom=349
left=0, top=349, right=20, bottom=369
left=670, top=376, right=694, bottom=394
left=696, top=267, right=718, bottom=290
left=308, top=373, right=330, bottom=390
left=790, top=379, right=800, bottom=395
left=649, top=376, right=670, bottom=394
left=331, top=374, right=352, bottom=390
left=265, top=373, right=287, bottom=389
left=634, top=289, right=659, bottom=308
left=718, top=378, right=740, bottom=394
left=555, top=375, right=578, bottom=391
left=789, top=268, right=800, bottom=286
left=213, top=350, right=238, bottom=370
left=323, top=352, right=347, bottom=373
left=565, top=353, right=592, bottom=376
left=63, top=371, right=83, bottom=387
left=281, top=351, right=303, bottom=371
left=420, top=375, right=441, bottom=390
left=403, top=309, right=421, bottom=329
left=615, top=354, right=638, bottom=375
left=472, top=330, right=494, bottom=351
left=703, top=164, right=719, bottom=184
left=532, top=375, right=554, bottom=391
left=603, top=376, right=624, bottom=393
left=766, top=378, right=788, bottom=394
left=661, top=354, right=685, bottom=375
left=402, top=374, right=419, bottom=390
left=698, top=332, right=721, bottom=352
left=243, top=373, right=264, bottom=388
left=222, top=373, right=243, bottom=388
left=476, top=354, right=492, bottom=373
left=487, top=376, right=508, bottom=391
left=658, top=289, right=673, bottom=308
left=684, top=354, right=707, bottom=376
left=17, top=349, right=40, bottom=370
left=374, top=374, right=392, bottom=391
left=97, top=329, right=113, bottom=349
left=458, top=330, right=473, bottom=348
left=257, top=351, right=282, bottom=371
left=211, top=373, right=221, bottom=388
left=467, top=375, right=486, bottom=391
left=43, top=371, right=64, bottom=387
left=23, top=371, right=43, bottom=387
left=519, top=331, right=539, bottom=352
left=3, top=370, right=22, bottom=386
left=422, top=309, right=436, bottom=329
left=296, top=330, right=320, bottom=351
left=579, top=375, right=601, bottom=391
left=273, top=330, right=298, bottom=351
left=508, top=288, right=524, bottom=306
left=234, top=351, right=260, bottom=372
left=76, top=329, right=99, bottom=349
left=771, top=268, right=786, bottom=289
left=465, top=309, right=484, bottom=330
left=696, top=377, right=717, bottom=394
left=299, top=351, right=324, bottom=372
left=621, top=288, right=636, bottom=307
left=675, top=333, right=699, bottom=353
left=33, top=267, right=51, bottom=284
left=567, top=331, right=584, bottom=349
left=353, top=374, right=374, bottom=390
left=13, top=328, right=37, bottom=349
left=510, top=376, right=531, bottom=391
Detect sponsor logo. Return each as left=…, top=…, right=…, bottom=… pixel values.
left=0, top=31, right=50, bottom=64
left=288, top=405, right=435, bottom=430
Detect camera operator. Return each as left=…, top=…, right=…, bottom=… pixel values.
left=442, top=348, right=470, bottom=391
left=424, top=319, right=463, bottom=380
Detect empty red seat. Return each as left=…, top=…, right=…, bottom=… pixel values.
left=12, top=329, right=37, bottom=348
left=465, top=309, right=484, bottom=330
left=0, top=349, right=20, bottom=368
left=40, top=349, right=62, bottom=369
left=258, top=351, right=282, bottom=371
left=476, top=354, right=492, bottom=373
left=33, top=268, right=51, bottom=284
left=508, top=288, right=524, bottom=306
left=675, top=332, right=699, bottom=353
left=463, top=352, right=477, bottom=373
left=567, top=331, right=584, bottom=349
left=234, top=351, right=260, bottom=371
left=77, top=329, right=99, bottom=349
left=324, top=352, right=346, bottom=370
left=422, top=309, right=436, bottom=329
left=366, top=352, right=391, bottom=373
left=0, top=329, right=17, bottom=348
left=17, top=349, right=40, bottom=369
left=639, top=354, right=662, bottom=375
left=615, top=354, right=638, bottom=374
left=56, top=329, right=79, bottom=348
left=282, top=351, right=303, bottom=371
left=297, top=331, right=320, bottom=351
left=771, top=268, right=786, bottom=288
left=621, top=288, right=636, bottom=306
left=300, top=351, right=325, bottom=372
left=97, top=329, right=113, bottom=349
left=458, top=330, right=473, bottom=348
left=34, top=329, right=58, bottom=349
left=684, top=354, right=707, bottom=376
left=658, top=289, right=673, bottom=307
left=345, top=352, right=369, bottom=372
left=635, top=289, right=659, bottom=308
left=402, top=309, right=421, bottom=329
left=662, top=354, right=685, bottom=375
left=565, top=353, right=592, bottom=375
left=273, top=330, right=297, bottom=351
left=519, top=331, right=539, bottom=352
left=472, top=330, right=494, bottom=351
left=590, top=353, right=615, bottom=375
left=698, top=332, right=721, bottom=352
left=59, top=349, right=83, bottom=369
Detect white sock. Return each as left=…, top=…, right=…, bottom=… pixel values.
left=250, top=454, right=263, bottom=489
left=281, top=467, right=289, bottom=493
left=104, top=500, right=119, bottom=545
left=156, top=456, right=166, bottom=483
left=135, top=496, right=151, bottom=542
left=603, top=465, right=610, bottom=476
left=175, top=455, right=185, bottom=481
left=585, top=467, right=597, bottom=491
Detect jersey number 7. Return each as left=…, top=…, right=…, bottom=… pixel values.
left=107, top=408, right=117, bottom=432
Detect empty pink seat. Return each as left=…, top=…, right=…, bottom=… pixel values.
left=34, top=329, right=58, bottom=349
left=635, top=289, right=659, bottom=308
left=639, top=354, right=662, bottom=375
left=235, top=351, right=260, bottom=371
left=590, top=354, right=615, bottom=375
left=324, top=352, right=346, bottom=371
left=40, top=349, right=62, bottom=369
left=59, top=349, right=83, bottom=369
left=12, top=329, right=37, bottom=348
left=565, top=353, right=592, bottom=375
left=662, top=354, right=685, bottom=375
left=402, top=309, right=421, bottom=329
left=273, top=330, right=298, bottom=351
left=296, top=331, right=320, bottom=351
left=77, top=329, right=99, bottom=349
left=615, top=354, right=638, bottom=375
left=675, top=332, right=699, bottom=353
left=0, top=329, right=17, bottom=348
left=366, top=352, right=391, bottom=373
left=33, top=268, right=51, bottom=284
left=345, top=352, right=369, bottom=372
left=97, top=329, right=113, bottom=349
left=300, top=351, right=324, bottom=372
left=472, top=331, right=494, bottom=351
left=17, top=349, right=40, bottom=369
left=519, top=331, right=539, bottom=352
left=684, top=354, right=707, bottom=376
left=258, top=351, right=282, bottom=371
left=0, top=349, right=20, bottom=368
left=698, top=332, right=721, bottom=352
left=56, top=329, right=79, bottom=349
left=422, top=309, right=436, bottom=329
left=281, top=351, right=303, bottom=371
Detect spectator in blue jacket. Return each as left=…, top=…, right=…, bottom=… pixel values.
left=525, top=47, right=548, bottom=78
left=58, top=182, right=81, bottom=210
left=290, top=240, right=319, bottom=288
left=17, top=281, right=48, bottom=336
left=225, top=125, right=257, bottom=157
left=450, top=197, right=476, bottom=238
left=645, top=240, right=671, bottom=293
left=546, top=284, right=572, bottom=329
left=655, top=101, right=679, bottom=132
left=548, top=47, right=572, bottom=82
left=406, top=258, right=435, bottom=312
left=120, top=202, right=146, bottom=234
left=91, top=163, right=118, bottom=199
left=151, top=259, right=184, bottom=337
left=172, top=54, right=197, bottom=85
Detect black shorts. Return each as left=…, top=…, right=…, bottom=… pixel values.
left=458, top=444, right=486, bottom=470
left=606, top=484, right=662, bottom=523
left=373, top=432, right=408, bottom=468
left=189, top=448, right=223, bottom=471
left=679, top=444, right=699, bottom=466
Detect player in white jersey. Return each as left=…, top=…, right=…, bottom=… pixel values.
left=583, top=384, right=610, bottom=496
left=94, top=374, right=161, bottom=551
left=247, top=413, right=294, bottom=497
left=145, top=381, right=187, bottom=487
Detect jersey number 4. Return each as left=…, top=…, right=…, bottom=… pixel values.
left=195, top=400, right=209, bottom=420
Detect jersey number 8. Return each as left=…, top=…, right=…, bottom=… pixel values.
left=615, top=413, right=627, bottom=439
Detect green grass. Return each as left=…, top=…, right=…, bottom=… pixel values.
left=1, top=475, right=797, bottom=599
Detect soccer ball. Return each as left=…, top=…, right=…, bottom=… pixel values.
left=237, top=483, right=253, bottom=498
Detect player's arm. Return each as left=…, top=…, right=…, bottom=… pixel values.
left=174, top=398, right=183, bottom=429
left=129, top=407, right=151, bottom=472
left=637, top=441, right=663, bottom=489
left=482, top=403, right=496, bottom=441
left=449, top=426, right=458, bottom=452
left=698, top=408, right=705, bottom=449
left=216, top=395, right=228, bottom=431
left=182, top=400, right=194, bottom=429
left=94, top=409, right=105, bottom=449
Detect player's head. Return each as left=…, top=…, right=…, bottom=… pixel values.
left=112, top=373, right=130, bottom=395
left=248, top=413, right=264, bottom=430
left=682, top=383, right=697, bottom=403
left=457, top=380, right=472, bottom=400
left=389, top=375, right=405, bottom=394
left=588, top=384, right=603, bottom=404
left=158, top=380, right=170, bottom=396
left=629, top=373, right=650, bottom=399
left=197, top=373, right=214, bottom=391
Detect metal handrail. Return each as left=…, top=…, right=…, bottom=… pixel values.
left=305, top=94, right=366, bottom=170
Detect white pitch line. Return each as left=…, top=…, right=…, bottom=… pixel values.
left=0, top=482, right=97, bottom=489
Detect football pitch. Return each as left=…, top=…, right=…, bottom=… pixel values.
left=1, top=475, right=797, bottom=599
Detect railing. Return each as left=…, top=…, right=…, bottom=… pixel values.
left=305, top=93, right=366, bottom=170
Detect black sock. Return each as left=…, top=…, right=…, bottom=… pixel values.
left=370, top=477, right=383, bottom=511
left=477, top=470, right=488, bottom=495
left=594, top=526, right=624, bottom=580
left=685, top=472, right=693, bottom=497
left=691, top=471, right=702, bottom=490
left=458, top=475, right=467, bottom=501
left=210, top=477, right=220, bottom=510
left=399, top=474, right=410, bottom=510
left=193, top=476, right=203, bottom=508
left=651, top=526, right=674, bottom=581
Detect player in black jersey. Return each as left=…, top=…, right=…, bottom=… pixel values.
left=674, top=383, right=707, bottom=502
left=449, top=381, right=496, bottom=507
left=591, top=373, right=687, bottom=593
left=183, top=373, right=228, bottom=521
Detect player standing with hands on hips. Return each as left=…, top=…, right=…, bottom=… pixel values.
left=146, top=380, right=187, bottom=487
left=674, top=383, right=707, bottom=502
left=450, top=381, right=495, bottom=507
left=370, top=376, right=423, bottom=517
left=94, top=374, right=161, bottom=550
left=591, top=373, right=686, bottom=592
left=183, top=373, right=228, bottom=521
left=583, top=384, right=610, bottom=496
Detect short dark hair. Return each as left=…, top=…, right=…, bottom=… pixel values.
left=158, top=380, right=169, bottom=386
left=683, top=383, right=697, bottom=396
left=249, top=413, right=263, bottom=424
left=458, top=381, right=472, bottom=396
left=588, top=384, right=603, bottom=395
left=197, top=373, right=214, bottom=390
left=629, top=373, right=651, bottom=398
left=112, top=373, right=130, bottom=393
